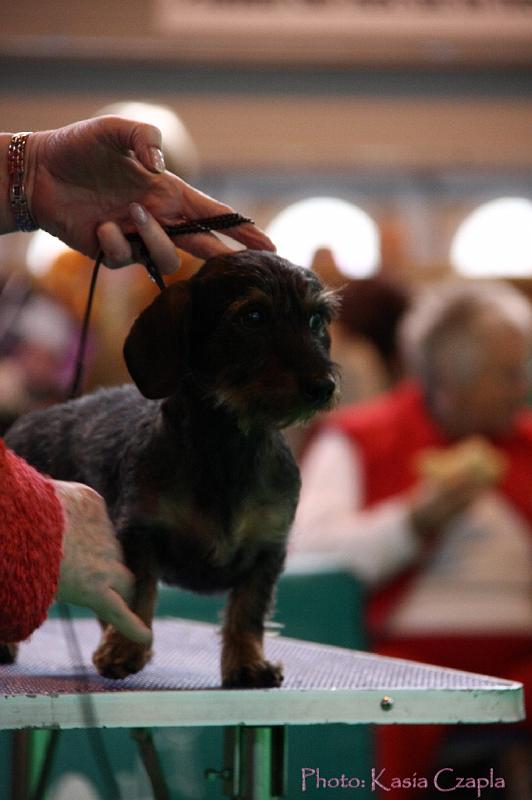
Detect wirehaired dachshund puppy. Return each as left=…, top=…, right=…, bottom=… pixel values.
left=5, top=250, right=338, bottom=688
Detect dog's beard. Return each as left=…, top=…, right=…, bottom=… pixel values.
left=211, top=376, right=339, bottom=432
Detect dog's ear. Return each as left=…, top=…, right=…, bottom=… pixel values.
left=124, top=283, right=191, bottom=399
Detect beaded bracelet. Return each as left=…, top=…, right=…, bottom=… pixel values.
left=8, top=132, right=38, bottom=232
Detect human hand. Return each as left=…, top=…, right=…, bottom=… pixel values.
left=410, top=437, right=506, bottom=540
left=52, top=480, right=152, bottom=647
left=409, top=473, right=484, bottom=541
left=23, top=116, right=275, bottom=267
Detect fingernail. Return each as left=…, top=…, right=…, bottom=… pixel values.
left=129, top=202, right=149, bottom=226
left=149, top=146, right=166, bottom=174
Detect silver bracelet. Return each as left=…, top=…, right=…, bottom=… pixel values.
left=8, top=132, right=38, bottom=232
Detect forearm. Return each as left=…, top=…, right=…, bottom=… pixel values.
left=292, top=497, right=419, bottom=585
left=0, top=441, right=64, bottom=641
left=290, top=431, right=422, bottom=585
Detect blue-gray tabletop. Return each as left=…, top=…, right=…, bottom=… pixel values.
left=0, top=619, right=524, bottom=730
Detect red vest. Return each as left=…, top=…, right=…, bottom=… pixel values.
left=323, top=382, right=532, bottom=639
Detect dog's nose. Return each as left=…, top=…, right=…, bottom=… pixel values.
left=303, top=377, right=336, bottom=405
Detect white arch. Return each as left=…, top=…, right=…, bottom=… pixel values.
left=266, top=196, right=380, bottom=278
left=26, top=229, right=71, bottom=277
left=451, top=197, right=532, bottom=278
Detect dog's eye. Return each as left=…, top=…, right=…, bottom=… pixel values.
left=239, top=306, right=267, bottom=328
left=309, top=312, right=326, bottom=334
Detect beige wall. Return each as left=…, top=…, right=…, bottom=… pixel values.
left=3, top=94, right=532, bottom=172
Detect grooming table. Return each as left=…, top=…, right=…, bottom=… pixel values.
left=0, top=618, right=525, bottom=799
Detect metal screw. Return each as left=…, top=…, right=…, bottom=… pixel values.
left=205, top=768, right=232, bottom=783
left=380, top=695, right=394, bottom=711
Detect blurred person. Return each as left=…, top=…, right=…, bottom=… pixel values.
left=0, top=115, right=274, bottom=648
left=285, top=250, right=409, bottom=462
left=291, top=280, right=532, bottom=796
left=330, top=275, right=409, bottom=408
left=0, top=278, right=79, bottom=429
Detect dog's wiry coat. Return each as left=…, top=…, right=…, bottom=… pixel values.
left=5, top=251, right=338, bottom=687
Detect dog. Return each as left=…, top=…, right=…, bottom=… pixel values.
left=5, top=250, right=338, bottom=688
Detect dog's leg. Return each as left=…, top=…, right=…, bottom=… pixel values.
left=92, top=576, right=157, bottom=679
left=221, top=548, right=285, bottom=689
left=92, top=532, right=157, bottom=679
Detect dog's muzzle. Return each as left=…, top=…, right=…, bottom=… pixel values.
left=302, top=376, right=337, bottom=408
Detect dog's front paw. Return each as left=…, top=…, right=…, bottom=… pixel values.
left=222, top=659, right=284, bottom=689
left=92, top=628, right=152, bottom=680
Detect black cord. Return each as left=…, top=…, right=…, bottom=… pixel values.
left=55, top=605, right=123, bottom=800
left=68, top=253, right=103, bottom=400
left=55, top=251, right=123, bottom=799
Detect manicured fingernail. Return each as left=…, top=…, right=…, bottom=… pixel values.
left=149, top=146, right=166, bottom=173
left=129, top=202, right=149, bottom=226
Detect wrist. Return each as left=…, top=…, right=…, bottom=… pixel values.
left=21, top=131, right=43, bottom=229
left=0, top=132, right=39, bottom=234
left=0, top=134, right=15, bottom=233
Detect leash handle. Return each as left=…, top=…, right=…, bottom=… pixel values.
left=164, top=212, right=253, bottom=237
left=126, top=212, right=254, bottom=291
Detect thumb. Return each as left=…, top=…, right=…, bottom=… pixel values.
left=93, top=588, right=153, bottom=646
left=126, top=120, right=166, bottom=174
left=100, top=115, right=166, bottom=172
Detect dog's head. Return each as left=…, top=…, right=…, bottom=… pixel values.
left=124, top=251, right=339, bottom=428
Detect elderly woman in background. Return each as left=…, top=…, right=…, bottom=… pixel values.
left=292, top=280, right=532, bottom=796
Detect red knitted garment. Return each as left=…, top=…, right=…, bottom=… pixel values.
left=0, top=440, right=64, bottom=642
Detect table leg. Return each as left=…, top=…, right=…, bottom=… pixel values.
left=10, top=731, right=30, bottom=800
left=30, top=730, right=60, bottom=800
left=130, top=728, right=171, bottom=800
left=221, top=726, right=286, bottom=799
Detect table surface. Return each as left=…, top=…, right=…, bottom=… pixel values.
left=0, top=618, right=524, bottom=730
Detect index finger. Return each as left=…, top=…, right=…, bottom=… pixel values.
left=178, top=183, right=275, bottom=252
left=92, top=588, right=153, bottom=646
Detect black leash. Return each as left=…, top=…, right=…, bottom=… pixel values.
left=68, top=255, right=103, bottom=399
